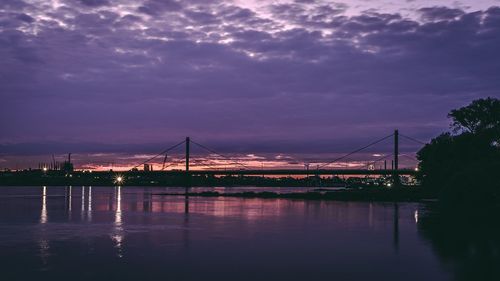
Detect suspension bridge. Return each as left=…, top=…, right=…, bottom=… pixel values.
left=130, top=130, right=424, bottom=181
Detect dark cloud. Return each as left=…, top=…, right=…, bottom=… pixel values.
left=185, top=10, right=220, bottom=24
left=16, top=13, right=34, bottom=23
left=419, top=6, right=465, bottom=21
left=219, top=6, right=255, bottom=22
left=77, top=0, right=110, bottom=7
left=294, top=0, right=317, bottom=4
left=137, top=0, right=183, bottom=15
left=0, top=0, right=29, bottom=9
left=270, top=2, right=347, bottom=29
left=0, top=1, right=499, bottom=166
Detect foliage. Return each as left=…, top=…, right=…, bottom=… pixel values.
left=417, top=97, right=500, bottom=207
left=448, top=97, right=500, bottom=135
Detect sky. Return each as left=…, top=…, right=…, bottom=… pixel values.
left=1, top=0, right=500, bottom=170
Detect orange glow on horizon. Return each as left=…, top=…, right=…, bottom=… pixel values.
left=3, top=152, right=419, bottom=171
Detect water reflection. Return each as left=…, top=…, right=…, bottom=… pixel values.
left=418, top=207, right=500, bottom=281
left=66, top=186, right=72, bottom=217
left=87, top=186, right=92, bottom=222
left=184, top=189, right=189, bottom=215
left=38, top=186, right=50, bottom=267
left=184, top=190, right=190, bottom=249
left=111, top=186, right=124, bottom=258
left=144, top=190, right=153, bottom=212
left=40, top=186, right=47, bottom=224
left=393, top=203, right=399, bottom=252
left=368, top=203, right=373, bottom=227
left=81, top=186, right=85, bottom=220
left=0, top=187, right=451, bottom=281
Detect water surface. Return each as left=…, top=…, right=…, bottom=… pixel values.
left=0, top=186, right=466, bottom=280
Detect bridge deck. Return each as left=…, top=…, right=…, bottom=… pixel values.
left=173, top=169, right=416, bottom=176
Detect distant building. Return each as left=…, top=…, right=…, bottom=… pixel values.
left=62, top=161, right=74, bottom=173
left=38, top=153, right=73, bottom=173
left=62, top=153, right=74, bottom=173
left=144, top=164, right=152, bottom=172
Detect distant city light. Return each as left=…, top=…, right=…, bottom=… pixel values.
left=414, top=167, right=419, bottom=171
left=114, top=175, right=124, bottom=185
left=42, top=167, right=48, bottom=172
left=387, top=183, right=392, bottom=187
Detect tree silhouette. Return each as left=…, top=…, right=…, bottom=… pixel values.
left=448, top=97, right=500, bottom=135
left=417, top=97, right=500, bottom=208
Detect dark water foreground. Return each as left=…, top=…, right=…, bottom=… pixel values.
left=0, top=186, right=498, bottom=281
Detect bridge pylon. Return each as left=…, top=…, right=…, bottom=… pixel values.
left=393, top=130, right=400, bottom=187
left=185, top=137, right=191, bottom=188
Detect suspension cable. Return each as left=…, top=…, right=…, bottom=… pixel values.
left=366, top=153, right=394, bottom=168
left=399, top=153, right=419, bottom=161
left=130, top=140, right=186, bottom=171
left=190, top=159, right=221, bottom=170
left=190, top=140, right=248, bottom=169
left=161, top=156, right=186, bottom=170
left=318, top=134, right=394, bottom=168
left=400, top=134, right=427, bottom=145
left=194, top=158, right=231, bottom=169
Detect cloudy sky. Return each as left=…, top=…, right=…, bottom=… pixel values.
left=1, top=0, right=500, bottom=169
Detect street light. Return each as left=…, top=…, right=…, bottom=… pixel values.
left=114, top=175, right=124, bottom=185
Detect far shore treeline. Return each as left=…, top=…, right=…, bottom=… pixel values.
left=417, top=97, right=500, bottom=209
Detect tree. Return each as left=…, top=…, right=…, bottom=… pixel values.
left=448, top=97, right=500, bottom=135
left=417, top=97, right=500, bottom=207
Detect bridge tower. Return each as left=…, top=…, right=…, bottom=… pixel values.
left=185, top=137, right=191, bottom=188
left=185, top=137, right=190, bottom=172
left=393, top=130, right=400, bottom=187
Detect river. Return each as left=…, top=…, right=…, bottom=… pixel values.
left=0, top=186, right=497, bottom=280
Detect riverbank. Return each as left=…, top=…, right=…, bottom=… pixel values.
left=0, top=170, right=412, bottom=188
left=155, top=188, right=434, bottom=202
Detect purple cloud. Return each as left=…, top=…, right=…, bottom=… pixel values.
left=0, top=1, right=499, bottom=168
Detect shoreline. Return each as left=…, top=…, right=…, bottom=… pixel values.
left=154, top=188, right=434, bottom=202
left=0, top=184, right=434, bottom=202
left=0, top=170, right=415, bottom=188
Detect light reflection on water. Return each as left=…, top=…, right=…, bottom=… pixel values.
left=0, top=186, right=452, bottom=281
left=112, top=186, right=124, bottom=258
left=87, top=186, right=92, bottom=222
left=40, top=186, right=47, bottom=224
left=38, top=186, right=50, bottom=268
